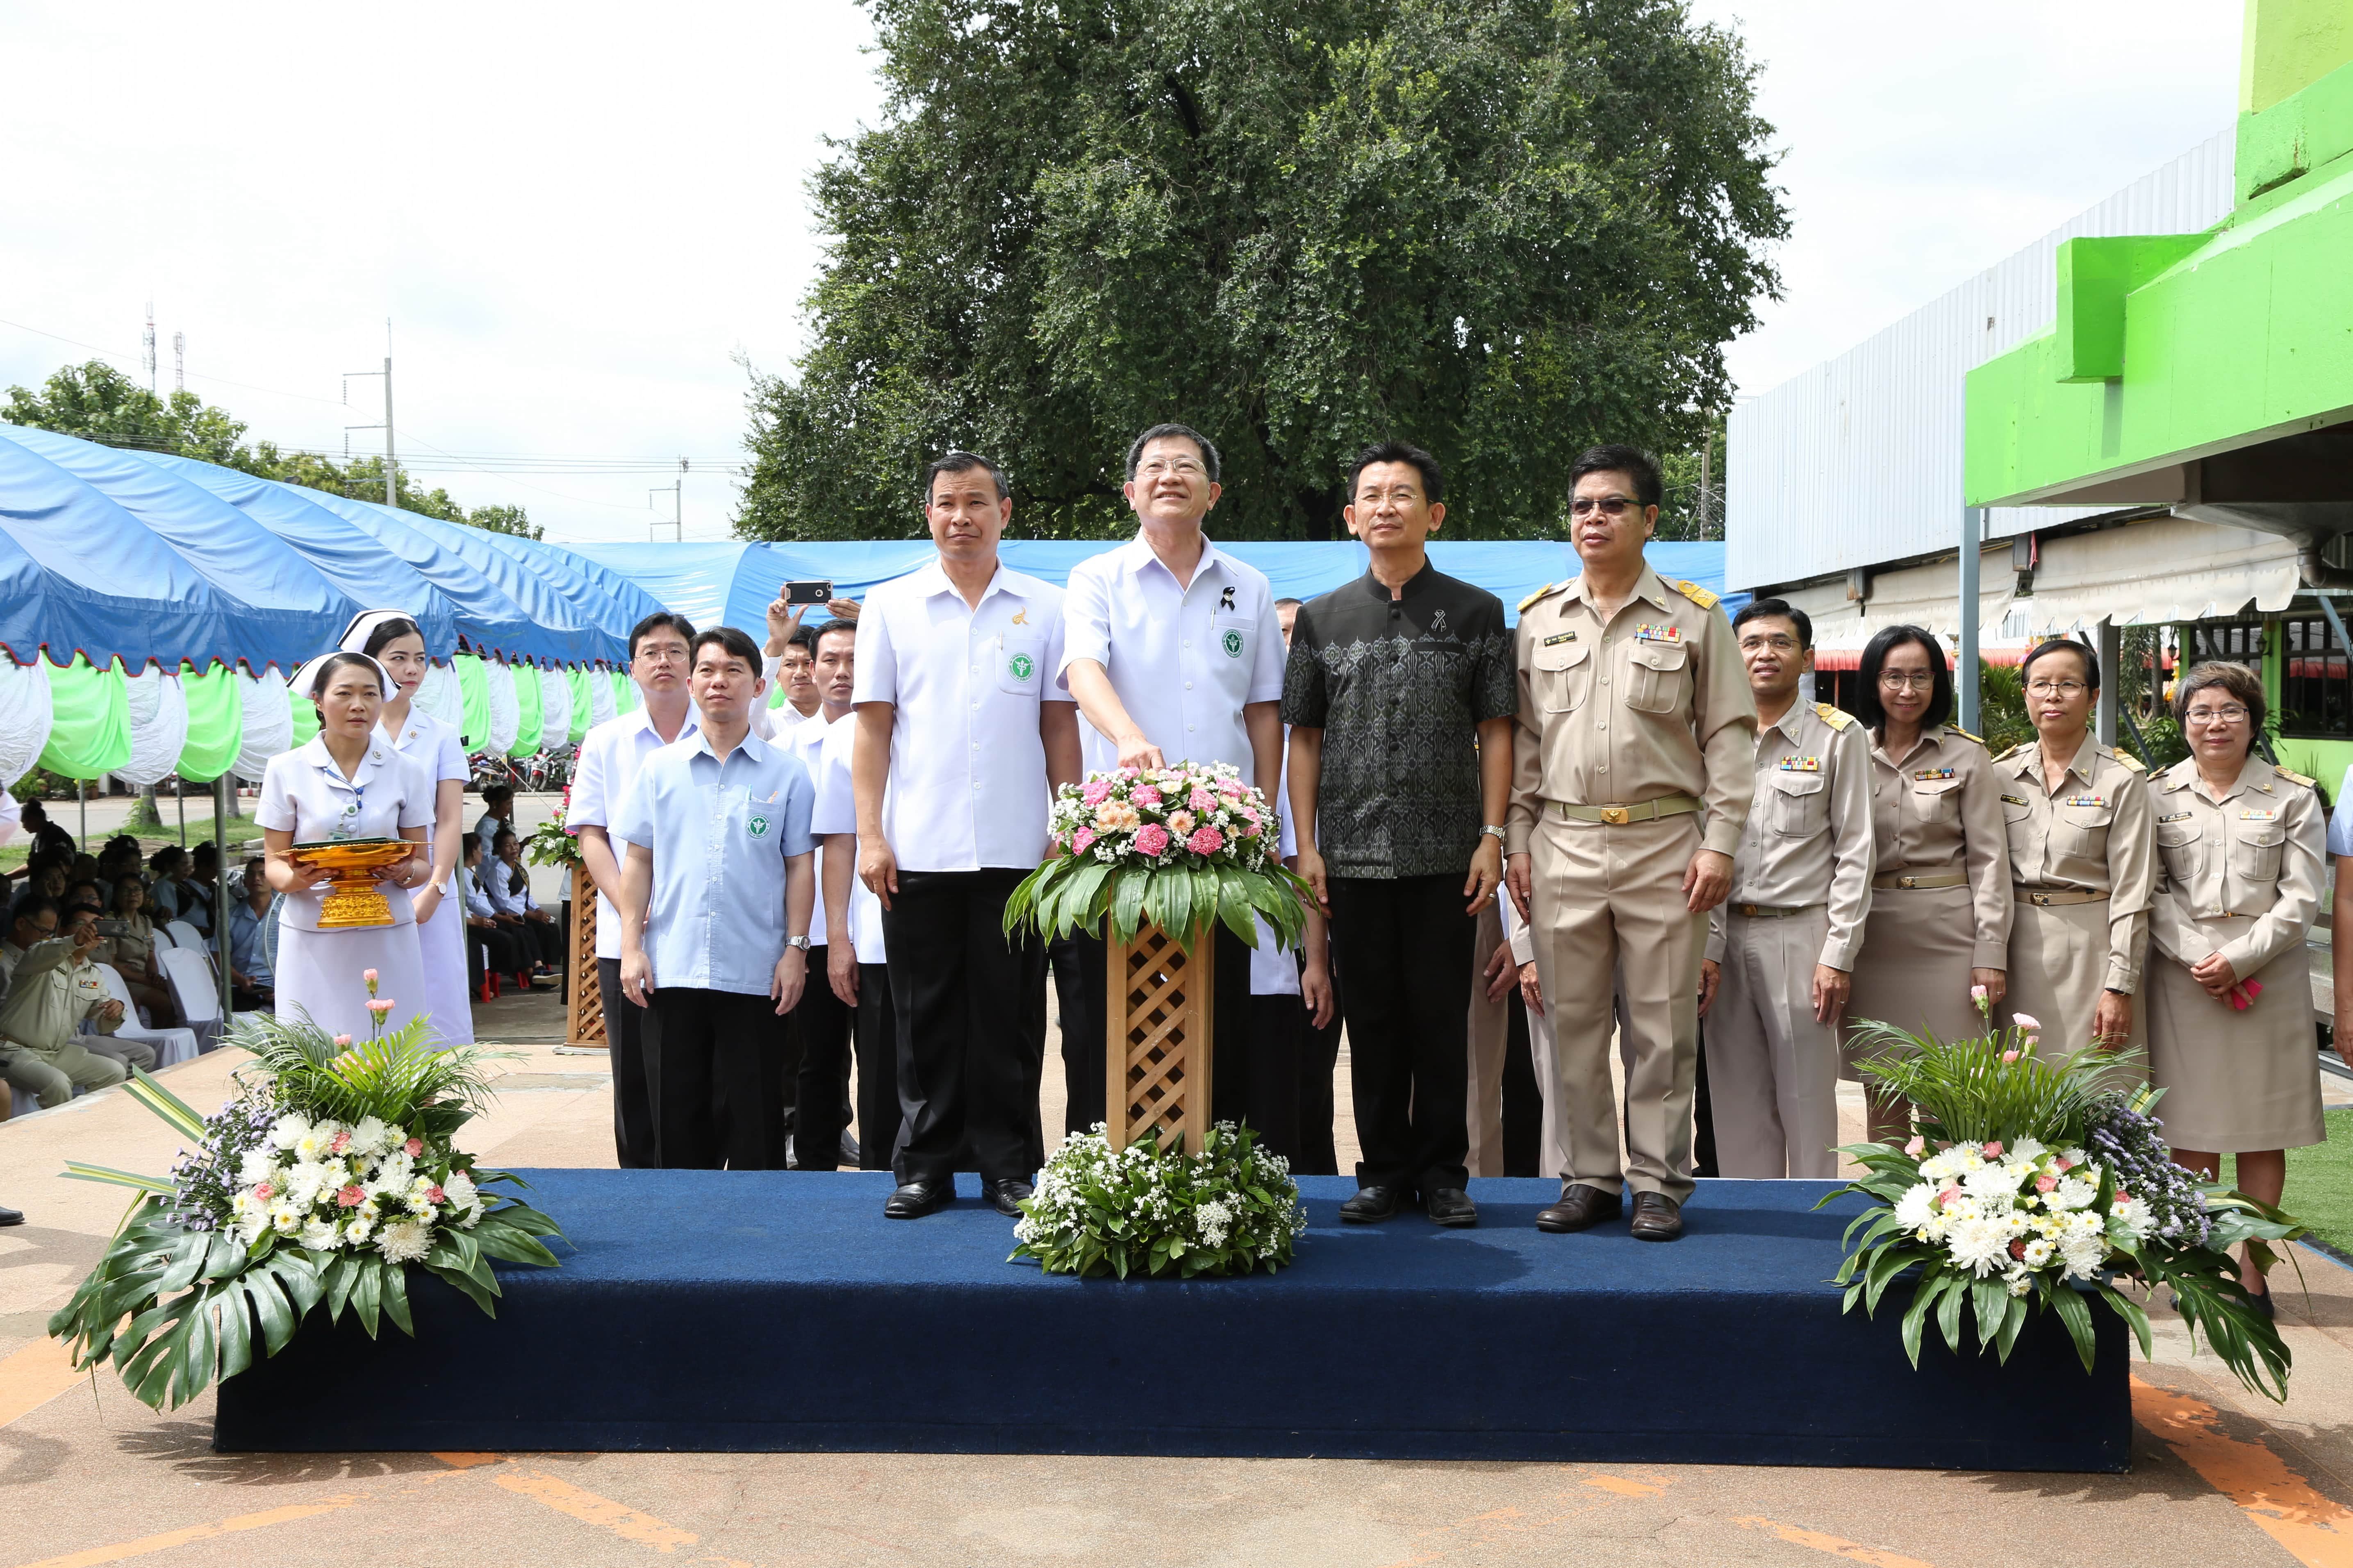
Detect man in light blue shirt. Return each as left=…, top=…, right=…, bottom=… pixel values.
left=616, top=626, right=817, bottom=1170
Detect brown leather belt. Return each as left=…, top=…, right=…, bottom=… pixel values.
left=2015, top=887, right=2110, bottom=907
left=1729, top=902, right=1822, bottom=919
left=1550, top=794, right=1702, bottom=826
left=1875, top=870, right=1968, bottom=891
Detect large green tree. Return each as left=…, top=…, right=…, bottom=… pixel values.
left=739, top=0, right=1785, bottom=542
left=3, top=361, right=540, bottom=538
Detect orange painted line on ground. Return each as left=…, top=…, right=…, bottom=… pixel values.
left=9, top=1499, right=362, bottom=1568
left=433, top=1453, right=756, bottom=1565
left=1730, top=1516, right=1934, bottom=1568
left=1582, top=1474, right=1666, bottom=1498
left=2132, top=1375, right=2353, bottom=1568
left=0, top=1338, right=90, bottom=1429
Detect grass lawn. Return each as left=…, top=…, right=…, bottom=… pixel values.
left=2227, top=1104, right=2353, bottom=1261
left=1, top=813, right=266, bottom=871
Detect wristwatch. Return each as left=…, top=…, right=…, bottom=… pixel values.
left=1481, top=825, right=1506, bottom=843
left=786, top=935, right=812, bottom=952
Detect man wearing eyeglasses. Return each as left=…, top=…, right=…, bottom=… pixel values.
left=1697, top=599, right=1874, bottom=1179
left=1504, top=444, right=1755, bottom=1241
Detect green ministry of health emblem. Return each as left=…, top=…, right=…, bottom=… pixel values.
left=1008, top=651, right=1035, bottom=681
left=746, top=814, right=771, bottom=840
left=1221, top=629, right=1244, bottom=658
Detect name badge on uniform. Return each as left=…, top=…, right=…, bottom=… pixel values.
left=1776, top=756, right=1820, bottom=773
left=2157, top=811, right=2192, bottom=823
left=2000, top=793, right=2028, bottom=807
left=1633, top=624, right=1682, bottom=643
left=2062, top=794, right=2107, bottom=809
left=1912, top=767, right=1955, bottom=781
left=2239, top=808, right=2278, bottom=821
left=1542, top=632, right=1577, bottom=646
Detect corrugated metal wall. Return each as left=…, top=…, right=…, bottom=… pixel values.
left=1726, top=128, right=2237, bottom=593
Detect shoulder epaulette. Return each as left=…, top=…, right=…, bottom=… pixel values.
left=1517, top=582, right=1560, bottom=614
left=2278, top=766, right=2316, bottom=789
left=1814, top=702, right=1855, bottom=732
left=2112, top=749, right=2147, bottom=774
left=1991, top=744, right=2023, bottom=763
left=1947, top=725, right=1983, bottom=745
left=1672, top=579, right=1719, bottom=610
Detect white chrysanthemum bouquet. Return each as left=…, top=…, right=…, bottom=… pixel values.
left=50, top=974, right=563, bottom=1411
left=1010, top=1122, right=1306, bottom=1279
left=1004, top=762, right=1313, bottom=952
left=1828, top=994, right=2305, bottom=1402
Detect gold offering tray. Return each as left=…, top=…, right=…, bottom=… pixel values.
left=293, top=839, right=412, bottom=930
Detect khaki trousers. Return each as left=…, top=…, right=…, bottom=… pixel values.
left=1528, top=809, right=1703, bottom=1202
left=1705, top=907, right=1840, bottom=1179
left=2, top=1041, right=127, bottom=1110
left=1466, top=899, right=1509, bottom=1176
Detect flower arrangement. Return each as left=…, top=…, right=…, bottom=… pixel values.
left=1010, top=1121, right=1307, bottom=1279
left=48, top=980, right=564, bottom=1411
left=521, top=786, right=582, bottom=870
left=1002, top=763, right=1313, bottom=952
left=1828, top=997, right=2304, bottom=1401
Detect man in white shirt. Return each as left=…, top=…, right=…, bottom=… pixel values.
left=783, top=618, right=860, bottom=1170
left=1058, top=423, right=1293, bottom=1152
left=854, top=452, right=1083, bottom=1219
left=617, top=626, right=818, bottom=1170
left=570, top=610, right=699, bottom=1167
left=814, top=695, right=899, bottom=1173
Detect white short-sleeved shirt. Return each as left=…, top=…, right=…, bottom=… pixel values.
left=256, top=737, right=434, bottom=932
left=2330, top=767, right=2353, bottom=858
left=377, top=708, right=467, bottom=885
left=808, top=710, right=888, bottom=963
left=569, top=703, right=701, bottom=960
left=785, top=709, right=846, bottom=949
left=851, top=559, right=1073, bottom=873
left=612, top=728, right=816, bottom=996
left=1248, top=735, right=1303, bottom=995
left=1057, top=533, right=1286, bottom=778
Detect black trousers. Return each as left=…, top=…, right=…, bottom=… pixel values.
left=1070, top=918, right=1295, bottom=1162
left=881, top=869, right=1043, bottom=1187
left=789, top=947, right=854, bottom=1169
left=1327, top=873, right=1475, bottom=1193
left=1501, top=989, right=1542, bottom=1178
left=1295, top=950, right=1345, bottom=1177
left=853, top=963, right=901, bottom=1171
left=470, top=922, right=526, bottom=984
left=598, top=956, right=659, bottom=1169
left=643, top=986, right=787, bottom=1170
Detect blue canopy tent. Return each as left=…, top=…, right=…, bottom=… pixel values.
left=331, top=496, right=619, bottom=666
left=445, top=523, right=668, bottom=661
left=124, top=450, right=463, bottom=659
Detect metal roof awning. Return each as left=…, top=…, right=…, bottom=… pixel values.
left=1997, top=514, right=2300, bottom=636
left=1777, top=545, right=2017, bottom=651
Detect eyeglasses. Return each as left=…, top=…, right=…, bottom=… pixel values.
left=1136, top=458, right=1205, bottom=481
left=1569, top=496, right=1638, bottom=518
left=2184, top=704, right=2250, bottom=725
left=1877, top=671, right=1937, bottom=691
left=1739, top=634, right=1801, bottom=654
left=635, top=646, right=690, bottom=666
left=2026, top=679, right=2089, bottom=698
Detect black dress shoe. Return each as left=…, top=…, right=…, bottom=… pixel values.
left=1424, top=1188, right=1479, bottom=1227
left=985, top=1178, right=1034, bottom=1217
left=1339, top=1185, right=1402, bottom=1223
left=1535, top=1182, right=1622, bottom=1233
left=0, top=1203, right=20, bottom=1227
left=1629, top=1191, right=1684, bottom=1241
left=883, top=1180, right=951, bottom=1220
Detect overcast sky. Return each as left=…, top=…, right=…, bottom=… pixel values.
left=0, top=2, right=2239, bottom=543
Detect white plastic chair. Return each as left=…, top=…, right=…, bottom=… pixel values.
left=160, top=947, right=225, bottom=1052
left=93, top=963, right=200, bottom=1068
left=149, top=925, right=178, bottom=951
left=165, top=920, right=204, bottom=953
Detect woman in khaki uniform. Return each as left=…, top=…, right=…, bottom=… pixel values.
left=1842, top=626, right=2013, bottom=1141
left=1996, top=639, right=2154, bottom=1061
left=2147, top=662, right=2325, bottom=1310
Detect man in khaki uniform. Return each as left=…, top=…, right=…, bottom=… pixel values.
left=1505, top=444, right=1755, bottom=1241
left=1699, top=599, right=1873, bottom=1179
left=0, top=904, right=129, bottom=1109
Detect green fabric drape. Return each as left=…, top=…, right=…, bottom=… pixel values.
left=175, top=661, right=244, bottom=784
left=288, top=694, right=319, bottom=748
left=36, top=657, right=132, bottom=780
left=510, top=661, right=544, bottom=758
left=611, top=671, right=638, bottom=714
left=455, top=654, right=489, bottom=751
left=567, top=669, right=593, bottom=743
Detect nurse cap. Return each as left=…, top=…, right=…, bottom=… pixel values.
left=286, top=650, right=395, bottom=704
left=338, top=607, right=426, bottom=657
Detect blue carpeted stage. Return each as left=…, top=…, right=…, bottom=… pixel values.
left=213, top=1173, right=2130, bottom=1470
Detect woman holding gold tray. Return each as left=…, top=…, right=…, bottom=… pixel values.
left=255, top=651, right=434, bottom=1043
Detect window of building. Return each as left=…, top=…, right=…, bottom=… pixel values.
left=2279, top=616, right=2352, bottom=739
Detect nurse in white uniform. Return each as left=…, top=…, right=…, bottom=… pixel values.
left=345, top=611, right=476, bottom=1044
left=257, top=652, right=434, bottom=1043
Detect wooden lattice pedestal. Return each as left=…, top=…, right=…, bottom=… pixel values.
left=1106, top=921, right=1214, bottom=1153
left=565, top=862, right=606, bottom=1048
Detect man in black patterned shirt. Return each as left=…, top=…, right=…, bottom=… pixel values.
left=1283, top=441, right=1516, bottom=1227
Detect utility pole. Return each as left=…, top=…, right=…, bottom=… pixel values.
left=173, top=331, right=184, bottom=393
left=343, top=329, right=397, bottom=508
left=649, top=458, right=687, bottom=541
left=143, top=304, right=157, bottom=395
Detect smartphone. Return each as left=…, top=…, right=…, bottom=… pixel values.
left=96, top=919, right=129, bottom=936
left=785, top=580, right=834, bottom=606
